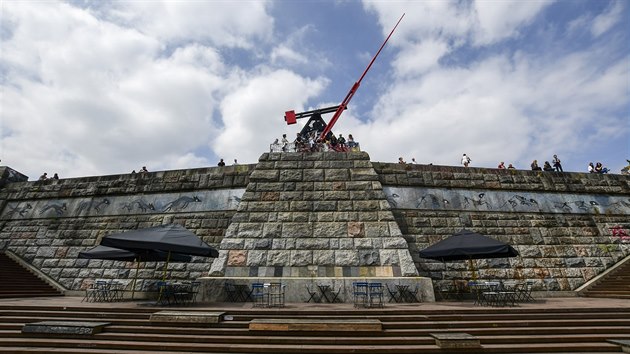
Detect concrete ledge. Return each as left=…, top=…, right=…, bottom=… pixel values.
left=249, top=319, right=382, bottom=332
left=608, top=339, right=630, bottom=353
left=150, top=311, right=225, bottom=325
left=22, top=321, right=110, bottom=335
left=431, top=332, right=481, bottom=349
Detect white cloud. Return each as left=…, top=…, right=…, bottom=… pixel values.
left=212, top=69, right=328, bottom=163
left=0, top=1, right=266, bottom=179
left=591, top=0, right=624, bottom=37
left=1, top=0, right=627, bottom=180
left=394, top=39, right=450, bottom=76
left=472, top=0, right=551, bottom=45
left=100, top=1, right=274, bottom=48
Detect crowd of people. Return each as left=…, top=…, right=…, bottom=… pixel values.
left=395, top=153, right=619, bottom=175
left=271, top=131, right=359, bottom=153
left=38, top=172, right=59, bottom=180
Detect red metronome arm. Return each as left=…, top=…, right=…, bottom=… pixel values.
left=317, top=13, right=405, bottom=142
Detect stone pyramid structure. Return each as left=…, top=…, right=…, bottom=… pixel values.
left=209, top=151, right=418, bottom=278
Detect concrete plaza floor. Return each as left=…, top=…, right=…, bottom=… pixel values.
left=1, top=295, right=629, bottom=312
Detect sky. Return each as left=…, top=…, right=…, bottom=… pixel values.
left=1, top=0, right=628, bottom=180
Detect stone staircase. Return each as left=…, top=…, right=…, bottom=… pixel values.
left=0, top=253, right=63, bottom=298
left=581, top=257, right=630, bottom=299
left=0, top=303, right=628, bottom=353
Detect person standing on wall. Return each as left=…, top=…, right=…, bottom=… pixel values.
left=552, top=154, right=563, bottom=172
left=461, top=154, right=471, bottom=167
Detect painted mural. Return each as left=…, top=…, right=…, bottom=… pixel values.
left=383, top=186, right=630, bottom=215
left=1, top=188, right=246, bottom=219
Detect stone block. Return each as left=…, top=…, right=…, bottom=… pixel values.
left=354, top=238, right=373, bottom=249
left=291, top=201, right=313, bottom=211
left=364, top=222, right=390, bottom=238
left=335, top=250, right=359, bottom=266
left=238, top=223, right=263, bottom=238
left=22, top=321, right=110, bottom=335
left=353, top=200, right=379, bottom=211
left=313, top=250, right=335, bottom=265
left=295, top=238, right=330, bottom=249
left=267, top=251, right=288, bottom=265
left=250, top=170, right=279, bottom=182
left=243, top=239, right=270, bottom=250
left=303, top=169, right=324, bottom=181
left=262, top=223, right=282, bottom=238
left=348, top=221, right=365, bottom=238
left=290, top=250, right=312, bottom=266
left=338, top=239, right=353, bottom=249
left=282, top=223, right=313, bottom=238
left=350, top=168, right=378, bottom=181
left=302, top=191, right=324, bottom=200
left=246, top=250, right=267, bottom=266
left=280, top=170, right=303, bottom=182
left=150, top=311, right=224, bottom=325
left=313, top=222, right=346, bottom=238
left=359, top=250, right=379, bottom=265
left=227, top=250, right=247, bottom=266
left=324, top=169, right=349, bottom=181
left=249, top=319, right=382, bottom=332
left=313, top=201, right=337, bottom=211
left=279, top=191, right=302, bottom=201
left=431, top=333, right=480, bottom=349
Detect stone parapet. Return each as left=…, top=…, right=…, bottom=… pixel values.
left=373, top=163, right=630, bottom=195
left=0, top=165, right=254, bottom=200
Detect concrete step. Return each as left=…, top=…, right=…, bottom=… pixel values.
left=0, top=337, right=623, bottom=353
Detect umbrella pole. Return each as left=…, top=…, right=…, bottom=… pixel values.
left=162, top=251, right=171, bottom=282
left=469, top=259, right=477, bottom=281
left=131, top=261, right=140, bottom=300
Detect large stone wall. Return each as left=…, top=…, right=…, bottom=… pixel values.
left=373, top=163, right=630, bottom=292
left=209, top=152, right=418, bottom=279
left=0, top=156, right=628, bottom=296
left=0, top=165, right=253, bottom=293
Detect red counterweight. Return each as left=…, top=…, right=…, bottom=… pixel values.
left=285, top=110, right=297, bottom=125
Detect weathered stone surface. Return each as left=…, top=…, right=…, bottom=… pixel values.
left=431, top=333, right=480, bottom=349
left=2, top=152, right=627, bottom=293
left=150, top=311, right=224, bottom=325
left=22, top=321, right=110, bottom=335
left=227, top=250, right=247, bottom=266
left=348, top=222, right=365, bottom=238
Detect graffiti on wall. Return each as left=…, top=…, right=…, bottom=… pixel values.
left=0, top=188, right=246, bottom=220
left=384, top=186, right=630, bottom=215
left=610, top=225, right=630, bottom=243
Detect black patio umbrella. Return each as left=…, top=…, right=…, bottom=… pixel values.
left=78, top=245, right=192, bottom=262
left=100, top=223, right=218, bottom=281
left=419, top=229, right=519, bottom=280
left=100, top=224, right=218, bottom=257
left=419, top=229, right=519, bottom=262
left=78, top=245, right=192, bottom=299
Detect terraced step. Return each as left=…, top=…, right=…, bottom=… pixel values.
left=0, top=254, right=62, bottom=298
left=0, top=302, right=627, bottom=353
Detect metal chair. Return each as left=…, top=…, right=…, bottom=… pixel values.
left=368, top=283, right=384, bottom=308
left=223, top=280, right=239, bottom=302
left=352, top=282, right=369, bottom=308
left=188, top=281, right=201, bottom=304
left=305, top=285, right=321, bottom=303
left=267, top=283, right=285, bottom=308
left=250, top=283, right=266, bottom=308
left=405, top=285, right=420, bottom=302
left=329, top=286, right=342, bottom=303
left=515, top=280, right=535, bottom=302
left=385, top=283, right=400, bottom=303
